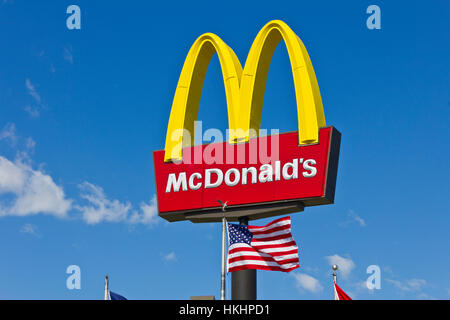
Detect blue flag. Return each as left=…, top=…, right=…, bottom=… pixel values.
left=109, top=291, right=127, bottom=300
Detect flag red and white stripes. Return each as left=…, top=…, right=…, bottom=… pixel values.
left=334, top=282, right=352, bottom=300
left=227, top=216, right=300, bottom=273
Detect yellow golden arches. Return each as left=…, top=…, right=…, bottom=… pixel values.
left=240, top=20, right=326, bottom=143
left=164, top=33, right=243, bottom=162
left=164, top=20, right=326, bottom=162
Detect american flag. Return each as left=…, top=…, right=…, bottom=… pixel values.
left=227, top=216, right=300, bottom=272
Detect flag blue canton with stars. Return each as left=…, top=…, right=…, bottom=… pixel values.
left=228, top=223, right=253, bottom=245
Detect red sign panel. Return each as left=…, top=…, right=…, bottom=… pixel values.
left=153, top=127, right=340, bottom=222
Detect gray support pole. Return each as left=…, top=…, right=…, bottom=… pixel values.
left=104, top=275, right=109, bottom=300
left=231, top=217, right=257, bottom=300
left=220, top=216, right=227, bottom=300
left=332, top=264, right=338, bottom=300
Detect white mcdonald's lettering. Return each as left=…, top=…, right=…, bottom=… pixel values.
left=165, top=172, right=187, bottom=192
left=165, top=158, right=317, bottom=193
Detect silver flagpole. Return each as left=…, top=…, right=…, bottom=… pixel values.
left=218, top=200, right=228, bottom=300
left=104, top=275, right=109, bottom=300
left=221, top=215, right=227, bottom=300
left=332, top=265, right=338, bottom=300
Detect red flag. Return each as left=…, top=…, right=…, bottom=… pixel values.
left=334, top=283, right=352, bottom=300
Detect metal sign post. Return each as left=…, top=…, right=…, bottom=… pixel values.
left=104, top=275, right=109, bottom=300
left=218, top=200, right=228, bottom=300
left=332, top=264, right=338, bottom=300
left=231, top=217, right=257, bottom=300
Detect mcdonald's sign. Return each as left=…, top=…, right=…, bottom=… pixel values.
left=153, top=20, right=341, bottom=223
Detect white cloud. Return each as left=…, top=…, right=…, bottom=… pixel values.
left=339, top=209, right=366, bottom=227
left=20, top=223, right=41, bottom=237
left=0, top=156, right=72, bottom=218
left=0, top=156, right=25, bottom=194
left=383, top=265, right=394, bottom=276
left=128, top=195, right=159, bottom=226
left=24, top=78, right=47, bottom=117
left=163, top=252, right=177, bottom=262
left=407, top=279, right=427, bottom=291
left=25, top=137, right=36, bottom=151
left=355, top=280, right=372, bottom=291
left=325, top=254, right=355, bottom=279
left=348, top=210, right=366, bottom=227
left=76, top=182, right=131, bottom=224
left=76, top=181, right=158, bottom=226
left=24, top=105, right=40, bottom=118
left=1, top=124, right=35, bottom=156
left=387, top=277, right=434, bottom=299
left=64, top=46, right=74, bottom=64
left=1, top=124, right=158, bottom=226
left=0, top=123, right=17, bottom=145
left=386, top=278, right=427, bottom=292
left=0, top=154, right=157, bottom=225
left=291, top=273, right=323, bottom=293
left=25, top=78, right=41, bottom=105
left=12, top=170, right=71, bottom=216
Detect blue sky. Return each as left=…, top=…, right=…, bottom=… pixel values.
left=0, top=0, right=449, bottom=300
